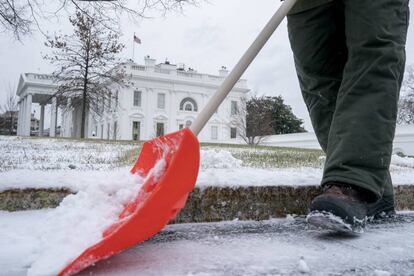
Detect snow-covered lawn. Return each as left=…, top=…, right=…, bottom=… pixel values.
left=0, top=135, right=138, bottom=172
left=1, top=135, right=414, bottom=192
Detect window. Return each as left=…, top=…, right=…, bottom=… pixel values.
left=156, top=122, right=165, bottom=136
left=179, top=124, right=184, bottom=130
left=132, top=121, right=140, bottom=141
left=230, top=127, right=237, bottom=139
left=179, top=97, right=198, bottom=112
left=157, top=93, right=165, bottom=109
left=211, top=126, right=218, bottom=140
left=184, top=103, right=193, bottom=111
left=231, top=101, right=238, bottom=115
left=101, top=124, right=104, bottom=139
left=115, top=90, right=119, bottom=107
left=93, top=125, right=97, bottom=137
left=108, top=92, right=112, bottom=110
left=133, top=90, right=142, bottom=107
left=185, top=120, right=192, bottom=128
left=113, top=121, right=117, bottom=140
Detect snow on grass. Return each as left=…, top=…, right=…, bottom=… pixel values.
left=204, top=144, right=324, bottom=168
left=1, top=136, right=414, bottom=191
left=0, top=135, right=136, bottom=172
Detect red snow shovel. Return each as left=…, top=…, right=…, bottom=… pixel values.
left=59, top=1, right=296, bottom=275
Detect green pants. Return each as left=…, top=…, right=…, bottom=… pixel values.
left=287, top=0, right=410, bottom=200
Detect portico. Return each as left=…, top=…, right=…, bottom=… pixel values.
left=16, top=73, right=59, bottom=137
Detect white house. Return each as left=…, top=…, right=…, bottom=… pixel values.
left=16, top=56, right=250, bottom=143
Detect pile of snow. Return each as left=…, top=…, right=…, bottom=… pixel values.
left=391, top=154, right=414, bottom=168
left=26, top=168, right=143, bottom=275
left=200, top=149, right=243, bottom=169
left=298, top=257, right=310, bottom=274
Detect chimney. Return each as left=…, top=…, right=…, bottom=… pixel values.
left=219, top=66, right=229, bottom=77
left=144, top=55, right=156, bottom=67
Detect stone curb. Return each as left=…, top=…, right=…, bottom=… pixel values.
left=0, top=188, right=72, bottom=211
left=1, top=186, right=413, bottom=222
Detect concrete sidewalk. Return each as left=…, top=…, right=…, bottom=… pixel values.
left=79, top=213, right=414, bottom=276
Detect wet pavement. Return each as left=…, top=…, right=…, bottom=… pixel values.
left=79, top=213, right=414, bottom=276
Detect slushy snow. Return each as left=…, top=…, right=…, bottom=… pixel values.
left=26, top=169, right=143, bottom=276
left=3, top=211, right=414, bottom=276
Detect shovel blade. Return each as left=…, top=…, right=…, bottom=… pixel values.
left=58, top=128, right=200, bottom=276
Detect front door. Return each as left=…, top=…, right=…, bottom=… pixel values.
left=156, top=122, right=164, bottom=137
left=132, top=121, right=140, bottom=141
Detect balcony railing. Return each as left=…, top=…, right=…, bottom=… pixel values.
left=128, top=64, right=247, bottom=88
left=26, top=73, right=54, bottom=81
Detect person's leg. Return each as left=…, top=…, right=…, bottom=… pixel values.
left=322, top=0, right=410, bottom=200
left=287, top=1, right=347, bottom=153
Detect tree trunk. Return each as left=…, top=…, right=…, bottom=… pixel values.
left=80, top=39, right=90, bottom=139
left=80, top=81, right=87, bottom=139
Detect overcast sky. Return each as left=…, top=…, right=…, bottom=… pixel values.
left=0, top=0, right=413, bottom=130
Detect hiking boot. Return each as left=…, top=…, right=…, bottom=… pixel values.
left=307, top=183, right=395, bottom=232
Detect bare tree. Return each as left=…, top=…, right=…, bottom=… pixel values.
left=44, top=10, right=126, bottom=138
left=0, top=83, right=18, bottom=135
left=398, top=64, right=414, bottom=125
left=1, top=0, right=202, bottom=40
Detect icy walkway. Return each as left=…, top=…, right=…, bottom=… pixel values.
left=2, top=210, right=414, bottom=276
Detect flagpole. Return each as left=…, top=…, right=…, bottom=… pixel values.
left=132, top=32, right=135, bottom=62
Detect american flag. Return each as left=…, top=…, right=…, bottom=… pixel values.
left=133, top=34, right=141, bottom=44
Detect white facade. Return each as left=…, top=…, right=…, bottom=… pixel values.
left=17, top=56, right=250, bottom=143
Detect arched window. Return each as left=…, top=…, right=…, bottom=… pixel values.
left=184, top=102, right=194, bottom=111
left=180, top=97, right=198, bottom=112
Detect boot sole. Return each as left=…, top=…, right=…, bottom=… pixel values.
left=307, top=211, right=365, bottom=234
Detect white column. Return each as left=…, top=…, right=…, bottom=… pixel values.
left=17, top=101, right=22, bottom=135
left=19, top=98, right=26, bottom=136
left=66, top=98, right=72, bottom=137
left=24, top=94, right=32, bottom=136
left=50, top=97, right=57, bottom=137
left=39, top=104, right=45, bottom=136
